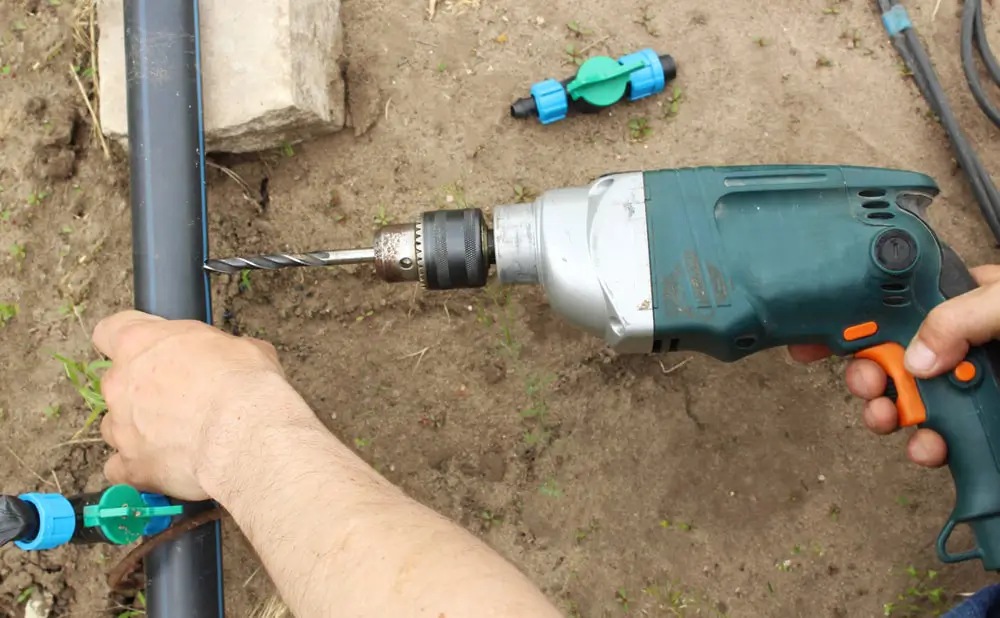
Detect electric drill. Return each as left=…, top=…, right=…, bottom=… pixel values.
left=206, top=165, right=1000, bottom=571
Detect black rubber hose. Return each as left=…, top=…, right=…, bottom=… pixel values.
left=961, top=0, right=1000, bottom=128
left=876, top=0, right=1000, bottom=245
left=123, top=0, right=225, bottom=616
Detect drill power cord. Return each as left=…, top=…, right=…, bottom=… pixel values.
left=877, top=0, right=1000, bottom=245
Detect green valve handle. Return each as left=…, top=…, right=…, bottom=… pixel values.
left=82, top=484, right=183, bottom=545
left=641, top=165, right=1000, bottom=570
left=566, top=58, right=645, bottom=107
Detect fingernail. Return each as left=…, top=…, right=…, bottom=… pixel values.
left=904, top=339, right=938, bottom=374
left=910, top=438, right=929, bottom=463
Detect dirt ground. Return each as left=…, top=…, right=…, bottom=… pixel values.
left=2, top=0, right=1000, bottom=616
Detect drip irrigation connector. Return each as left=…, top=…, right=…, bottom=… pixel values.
left=0, top=485, right=183, bottom=551
left=510, top=48, right=677, bottom=125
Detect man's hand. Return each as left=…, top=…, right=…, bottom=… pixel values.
left=789, top=265, right=1000, bottom=468
left=94, top=310, right=297, bottom=500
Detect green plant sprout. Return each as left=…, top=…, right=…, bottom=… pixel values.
left=373, top=205, right=393, bottom=227
left=513, top=184, right=534, bottom=203
left=566, top=21, right=593, bottom=37
left=16, top=585, right=35, bottom=604
left=665, top=85, right=683, bottom=118
left=628, top=117, right=652, bottom=141
left=565, top=43, right=585, bottom=66
left=26, top=190, right=49, bottom=205
left=0, top=303, right=17, bottom=326
left=239, top=269, right=252, bottom=293
left=539, top=479, right=564, bottom=497
left=52, top=354, right=111, bottom=437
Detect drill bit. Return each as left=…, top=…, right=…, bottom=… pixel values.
left=204, top=248, right=375, bottom=274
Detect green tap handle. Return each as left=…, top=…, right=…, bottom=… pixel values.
left=642, top=165, right=1000, bottom=570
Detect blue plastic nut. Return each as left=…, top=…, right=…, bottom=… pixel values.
left=530, top=79, right=569, bottom=124
left=15, top=493, right=76, bottom=551
left=619, top=49, right=665, bottom=101
left=140, top=493, right=174, bottom=536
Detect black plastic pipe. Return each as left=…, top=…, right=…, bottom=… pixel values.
left=124, top=1, right=224, bottom=617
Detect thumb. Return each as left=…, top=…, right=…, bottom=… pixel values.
left=905, top=281, right=1000, bottom=378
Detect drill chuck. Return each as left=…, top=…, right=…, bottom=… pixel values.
left=371, top=208, right=494, bottom=290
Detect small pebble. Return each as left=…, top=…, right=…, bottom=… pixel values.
left=818, top=474, right=826, bottom=482
left=535, top=16, right=545, bottom=25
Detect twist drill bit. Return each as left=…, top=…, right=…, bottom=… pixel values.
left=204, top=248, right=375, bottom=274
left=204, top=208, right=494, bottom=289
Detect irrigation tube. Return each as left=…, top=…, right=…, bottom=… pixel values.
left=123, top=0, right=225, bottom=616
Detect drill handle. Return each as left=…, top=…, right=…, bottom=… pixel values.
left=916, top=245, right=1000, bottom=568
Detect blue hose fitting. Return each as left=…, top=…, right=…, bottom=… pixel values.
left=15, top=493, right=76, bottom=551
left=530, top=79, right=570, bottom=125
left=510, top=49, right=677, bottom=125
left=141, top=492, right=175, bottom=536
left=619, top=49, right=667, bottom=101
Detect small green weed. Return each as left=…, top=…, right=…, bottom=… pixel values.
left=635, top=6, right=658, bottom=37
left=481, top=284, right=520, bottom=358
left=539, top=479, right=564, bottom=498
left=239, top=269, right=252, bottom=293
left=564, top=43, right=585, bottom=66
left=10, top=243, right=26, bottom=261
left=816, top=55, right=834, bottom=68
left=628, top=117, right=652, bottom=141
left=896, top=496, right=910, bottom=506
left=829, top=504, right=841, bottom=521
left=354, top=437, right=371, bottom=449
left=0, top=303, right=17, bottom=326
left=280, top=142, right=294, bottom=157
left=16, top=586, right=35, bottom=604
left=52, top=354, right=111, bottom=436
left=822, top=5, right=841, bottom=15
left=43, top=404, right=60, bottom=419
left=512, top=184, right=534, bottom=203
left=373, top=205, right=392, bottom=227
left=1, top=65, right=11, bottom=76
left=615, top=588, right=630, bottom=612
left=574, top=519, right=599, bottom=543
left=753, top=36, right=769, bottom=47
left=566, top=21, right=593, bottom=37
left=355, top=309, right=375, bottom=322
left=659, top=519, right=692, bottom=532
left=841, top=29, right=862, bottom=49
left=72, top=65, right=94, bottom=79
left=884, top=566, right=947, bottom=616
left=665, top=85, right=683, bottom=118
left=439, top=182, right=469, bottom=209
left=26, top=190, right=49, bottom=206
left=12, top=21, right=27, bottom=32
left=437, top=61, right=447, bottom=72
left=479, top=510, right=503, bottom=529
left=521, top=374, right=554, bottom=446
left=117, top=591, right=146, bottom=618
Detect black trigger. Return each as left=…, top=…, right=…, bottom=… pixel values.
left=884, top=376, right=899, bottom=404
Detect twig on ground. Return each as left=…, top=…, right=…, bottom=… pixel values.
left=5, top=446, right=55, bottom=488
left=428, top=0, right=437, bottom=20
left=69, top=63, right=110, bottom=159
left=399, top=346, right=432, bottom=372
left=578, top=35, right=611, bottom=56
left=205, top=160, right=261, bottom=206
left=658, top=357, right=693, bottom=375
left=47, top=438, right=104, bottom=449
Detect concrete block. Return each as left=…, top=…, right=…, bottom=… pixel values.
left=98, top=0, right=346, bottom=153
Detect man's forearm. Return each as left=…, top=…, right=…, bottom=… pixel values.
left=207, top=377, right=561, bottom=618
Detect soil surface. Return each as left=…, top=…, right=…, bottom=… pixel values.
left=2, top=0, right=1000, bottom=616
